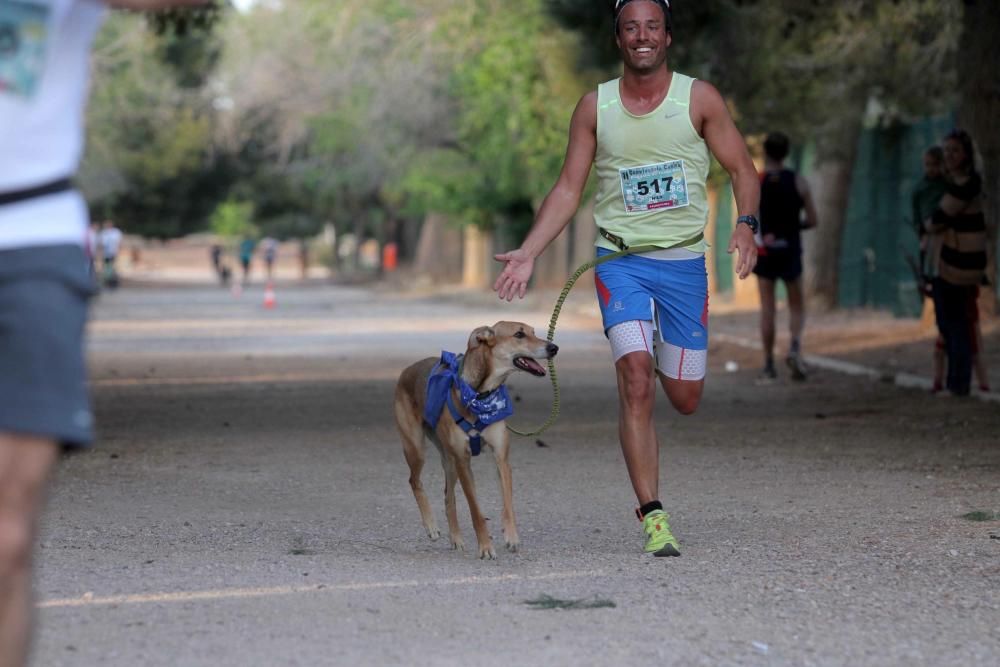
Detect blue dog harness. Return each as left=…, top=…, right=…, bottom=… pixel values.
left=424, top=351, right=513, bottom=456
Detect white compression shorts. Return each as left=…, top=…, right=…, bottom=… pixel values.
left=607, top=319, right=707, bottom=381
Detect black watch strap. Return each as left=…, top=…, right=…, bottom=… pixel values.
left=736, top=214, right=759, bottom=233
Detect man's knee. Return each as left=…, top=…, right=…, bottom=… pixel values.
left=672, top=395, right=701, bottom=415
left=660, top=377, right=703, bottom=415
left=0, top=436, right=57, bottom=573
left=0, top=511, right=35, bottom=576
left=617, top=354, right=655, bottom=408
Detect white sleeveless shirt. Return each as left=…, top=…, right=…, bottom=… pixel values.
left=593, top=73, right=710, bottom=253
left=0, top=0, right=106, bottom=249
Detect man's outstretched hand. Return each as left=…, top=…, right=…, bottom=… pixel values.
left=727, top=224, right=758, bottom=280
left=493, top=249, right=535, bottom=301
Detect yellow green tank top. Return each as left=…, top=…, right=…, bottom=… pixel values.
left=593, top=73, right=709, bottom=252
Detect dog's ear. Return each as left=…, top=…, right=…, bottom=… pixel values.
left=469, top=326, right=496, bottom=349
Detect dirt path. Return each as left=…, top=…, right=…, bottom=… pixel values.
left=32, top=283, right=999, bottom=666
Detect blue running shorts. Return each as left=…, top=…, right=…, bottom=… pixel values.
left=594, top=248, right=709, bottom=378
left=0, top=245, right=96, bottom=447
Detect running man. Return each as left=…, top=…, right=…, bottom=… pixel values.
left=752, top=132, right=818, bottom=382
left=493, top=0, right=759, bottom=556
left=0, top=3, right=210, bottom=665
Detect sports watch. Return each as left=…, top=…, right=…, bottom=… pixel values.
left=736, top=214, right=760, bottom=234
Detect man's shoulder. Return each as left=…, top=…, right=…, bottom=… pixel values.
left=588, top=79, right=615, bottom=104
left=688, top=77, right=721, bottom=100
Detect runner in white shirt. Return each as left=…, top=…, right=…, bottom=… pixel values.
left=99, top=219, right=123, bottom=286
left=0, top=3, right=211, bottom=664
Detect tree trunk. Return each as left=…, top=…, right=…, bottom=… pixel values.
left=462, top=225, right=493, bottom=289
left=534, top=227, right=570, bottom=289
left=958, top=0, right=1000, bottom=314
left=413, top=212, right=463, bottom=283
left=351, top=212, right=365, bottom=272
left=805, top=116, right=864, bottom=310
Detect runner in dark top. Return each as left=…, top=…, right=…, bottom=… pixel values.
left=752, top=132, right=818, bottom=382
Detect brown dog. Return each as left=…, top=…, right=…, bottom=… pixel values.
left=394, top=321, right=557, bottom=559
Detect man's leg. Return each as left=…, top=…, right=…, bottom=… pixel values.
left=785, top=278, right=807, bottom=381
left=933, top=279, right=973, bottom=396
left=659, top=374, right=705, bottom=416
left=614, top=346, right=705, bottom=504
left=968, top=297, right=990, bottom=392
left=616, top=352, right=682, bottom=557
left=786, top=277, right=805, bottom=352
left=756, top=277, right=777, bottom=378
left=933, top=336, right=946, bottom=392
left=0, top=434, right=58, bottom=667
left=615, top=351, right=660, bottom=505
left=595, top=255, right=684, bottom=556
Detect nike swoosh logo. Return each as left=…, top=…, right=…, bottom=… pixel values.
left=664, top=111, right=683, bottom=119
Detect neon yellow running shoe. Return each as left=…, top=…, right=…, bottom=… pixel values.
left=639, top=509, right=680, bottom=557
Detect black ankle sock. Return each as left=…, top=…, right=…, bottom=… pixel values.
left=639, top=500, right=663, bottom=517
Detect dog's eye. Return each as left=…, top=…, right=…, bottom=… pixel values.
left=514, top=331, right=526, bottom=338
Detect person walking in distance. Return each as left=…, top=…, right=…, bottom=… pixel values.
left=239, top=236, right=256, bottom=284
left=752, top=132, right=818, bottom=383
left=926, top=129, right=989, bottom=397
left=261, top=236, right=278, bottom=281
left=99, top=219, right=122, bottom=288
left=493, top=0, right=759, bottom=556
left=0, top=3, right=211, bottom=666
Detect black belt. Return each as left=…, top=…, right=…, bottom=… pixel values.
left=598, top=227, right=704, bottom=252
left=0, top=178, right=73, bottom=207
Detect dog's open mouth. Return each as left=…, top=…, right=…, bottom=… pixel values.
left=514, top=356, right=547, bottom=377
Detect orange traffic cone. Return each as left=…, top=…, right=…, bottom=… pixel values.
left=263, top=282, right=276, bottom=309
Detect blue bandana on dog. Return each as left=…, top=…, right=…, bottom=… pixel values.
left=424, top=351, right=513, bottom=456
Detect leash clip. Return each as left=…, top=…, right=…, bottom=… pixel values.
left=599, top=227, right=629, bottom=251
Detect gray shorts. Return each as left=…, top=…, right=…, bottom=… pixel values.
left=0, top=245, right=96, bottom=447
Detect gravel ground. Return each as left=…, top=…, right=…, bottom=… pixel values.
left=31, top=281, right=1000, bottom=666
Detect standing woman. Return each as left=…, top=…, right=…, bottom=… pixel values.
left=926, top=130, right=988, bottom=396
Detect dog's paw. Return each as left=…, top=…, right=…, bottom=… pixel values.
left=450, top=536, right=465, bottom=552
left=426, top=527, right=441, bottom=541
left=479, top=544, right=497, bottom=560
left=505, top=539, right=520, bottom=553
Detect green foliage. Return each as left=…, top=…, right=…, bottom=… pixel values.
left=146, top=2, right=225, bottom=37
left=82, top=0, right=965, bottom=254
left=210, top=199, right=256, bottom=238
left=548, top=0, right=960, bottom=159
left=399, top=1, right=590, bottom=238
left=153, top=17, right=224, bottom=89
left=82, top=12, right=235, bottom=239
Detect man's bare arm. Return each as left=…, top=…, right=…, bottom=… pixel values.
left=797, top=174, right=818, bottom=229
left=694, top=81, right=759, bottom=279
left=519, top=92, right=598, bottom=259
left=493, top=91, right=597, bottom=301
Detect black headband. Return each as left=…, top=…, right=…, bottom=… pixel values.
left=614, top=0, right=672, bottom=32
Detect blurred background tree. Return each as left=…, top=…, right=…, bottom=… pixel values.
left=81, top=9, right=236, bottom=238
left=81, top=0, right=994, bottom=305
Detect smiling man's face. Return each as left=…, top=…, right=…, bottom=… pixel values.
left=616, top=0, right=671, bottom=74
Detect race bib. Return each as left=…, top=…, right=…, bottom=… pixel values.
left=620, top=159, right=690, bottom=214
left=0, top=1, right=50, bottom=100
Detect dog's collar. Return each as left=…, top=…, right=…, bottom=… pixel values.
left=456, top=354, right=496, bottom=400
